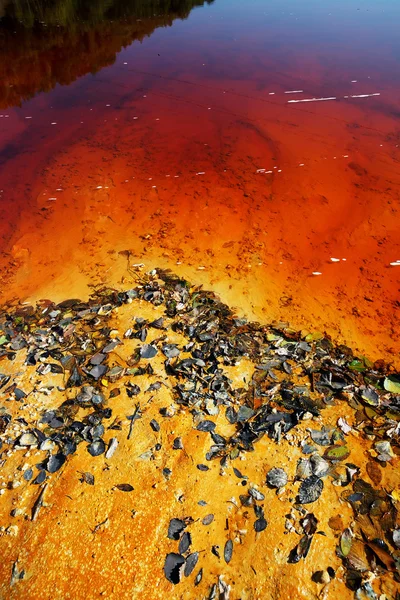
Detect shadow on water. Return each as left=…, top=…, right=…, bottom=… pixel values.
left=0, top=0, right=214, bottom=108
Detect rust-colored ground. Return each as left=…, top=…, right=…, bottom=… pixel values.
left=0, top=296, right=398, bottom=600
left=1, top=3, right=400, bottom=599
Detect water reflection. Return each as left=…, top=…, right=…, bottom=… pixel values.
left=0, top=0, right=214, bottom=108
left=0, top=0, right=399, bottom=364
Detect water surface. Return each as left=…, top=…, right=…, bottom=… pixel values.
left=0, top=0, right=399, bottom=362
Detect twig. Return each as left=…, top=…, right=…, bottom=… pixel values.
left=31, top=483, right=48, bottom=521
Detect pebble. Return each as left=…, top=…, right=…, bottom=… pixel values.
left=6, top=525, right=19, bottom=536
left=18, top=433, right=37, bottom=447
left=312, top=570, right=331, bottom=584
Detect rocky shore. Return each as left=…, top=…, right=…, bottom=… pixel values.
left=0, top=268, right=399, bottom=599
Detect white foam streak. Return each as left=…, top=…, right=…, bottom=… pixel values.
left=350, top=93, right=380, bottom=98
left=288, top=97, right=336, bottom=104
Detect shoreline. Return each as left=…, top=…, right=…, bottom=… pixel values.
left=0, top=268, right=399, bottom=599
left=1, top=252, right=399, bottom=368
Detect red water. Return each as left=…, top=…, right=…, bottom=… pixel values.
left=0, top=0, right=399, bottom=363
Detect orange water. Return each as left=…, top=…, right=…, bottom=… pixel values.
left=0, top=0, right=399, bottom=363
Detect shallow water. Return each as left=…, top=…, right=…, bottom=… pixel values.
left=0, top=0, right=399, bottom=362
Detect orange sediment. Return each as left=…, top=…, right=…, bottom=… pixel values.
left=0, top=3, right=400, bottom=598
left=0, top=293, right=398, bottom=600
left=0, top=77, right=399, bottom=364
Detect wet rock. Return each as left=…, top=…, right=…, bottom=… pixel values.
left=194, top=568, right=203, bottom=586
left=178, top=531, right=191, bottom=554
left=310, top=454, right=329, bottom=477
left=168, top=518, right=186, bottom=540
left=202, top=514, right=214, bottom=526
left=249, top=487, right=265, bottom=501
left=184, top=552, right=199, bottom=577
left=164, top=553, right=185, bottom=584
left=87, top=440, right=105, bottom=456
left=298, top=476, right=324, bottom=504
left=46, top=453, right=66, bottom=473
left=105, top=437, right=118, bottom=459
left=163, top=344, right=180, bottom=358
left=254, top=518, right=267, bottom=532
left=150, top=419, right=160, bottom=432
left=18, top=433, right=37, bottom=447
left=266, top=468, right=288, bottom=488
left=393, top=529, right=400, bottom=549
left=296, top=458, right=313, bottom=480
left=173, top=437, right=183, bottom=450
left=32, top=470, right=46, bottom=485
left=224, top=539, right=233, bottom=563
left=237, top=406, right=255, bottom=422
left=196, top=420, right=216, bottom=432
left=374, top=440, right=394, bottom=462
left=140, top=344, right=157, bottom=359
left=114, top=483, right=134, bottom=492
left=89, top=365, right=108, bottom=380
left=312, top=570, right=331, bottom=584
left=23, top=468, right=33, bottom=481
